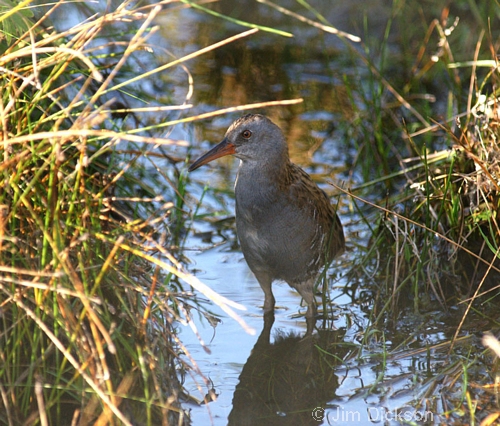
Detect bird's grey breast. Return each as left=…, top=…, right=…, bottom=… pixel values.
left=234, top=167, right=322, bottom=282
left=234, top=170, right=278, bottom=260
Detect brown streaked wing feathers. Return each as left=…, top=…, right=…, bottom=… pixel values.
left=280, top=162, right=345, bottom=260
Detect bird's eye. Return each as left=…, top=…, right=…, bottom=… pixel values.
left=241, top=130, right=252, bottom=139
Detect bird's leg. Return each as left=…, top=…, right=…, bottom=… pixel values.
left=305, top=300, right=317, bottom=318
left=294, top=277, right=317, bottom=318
left=253, top=271, right=275, bottom=313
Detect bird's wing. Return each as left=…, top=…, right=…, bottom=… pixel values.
left=284, top=163, right=345, bottom=258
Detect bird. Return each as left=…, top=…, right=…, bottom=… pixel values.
left=189, top=114, right=344, bottom=319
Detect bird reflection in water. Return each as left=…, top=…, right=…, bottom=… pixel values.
left=228, top=313, right=347, bottom=426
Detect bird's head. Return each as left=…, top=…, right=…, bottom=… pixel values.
left=188, top=114, right=288, bottom=172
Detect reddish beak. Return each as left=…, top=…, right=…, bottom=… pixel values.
left=188, top=138, right=236, bottom=172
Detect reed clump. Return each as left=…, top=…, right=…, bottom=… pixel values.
left=0, top=1, right=217, bottom=424
left=345, top=14, right=500, bottom=313
left=388, top=73, right=499, bottom=306
left=339, top=9, right=499, bottom=421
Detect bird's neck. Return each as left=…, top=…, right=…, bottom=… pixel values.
left=234, top=158, right=294, bottom=218
left=236, top=156, right=292, bottom=191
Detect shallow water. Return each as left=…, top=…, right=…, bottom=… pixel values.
left=181, top=217, right=459, bottom=425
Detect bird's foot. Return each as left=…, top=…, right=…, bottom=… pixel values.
left=304, top=304, right=318, bottom=335
left=305, top=315, right=317, bottom=336
left=263, top=309, right=275, bottom=328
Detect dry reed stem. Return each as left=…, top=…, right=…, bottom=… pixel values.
left=104, top=235, right=256, bottom=335
left=1, top=129, right=189, bottom=148
left=152, top=98, right=304, bottom=130
left=257, top=0, right=361, bottom=42
left=107, top=27, right=260, bottom=95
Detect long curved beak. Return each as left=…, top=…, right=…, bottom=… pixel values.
left=188, top=138, right=236, bottom=172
